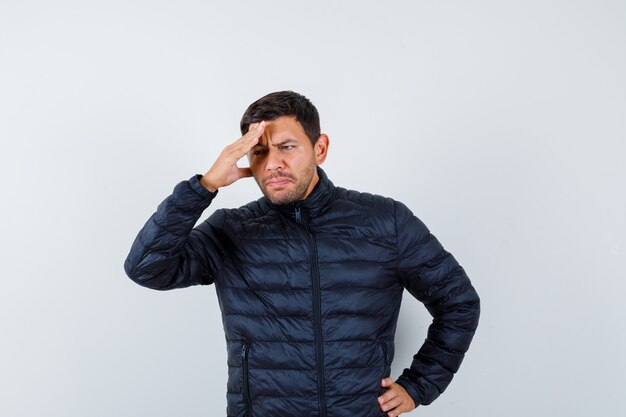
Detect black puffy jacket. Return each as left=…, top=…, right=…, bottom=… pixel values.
left=124, top=167, right=480, bottom=417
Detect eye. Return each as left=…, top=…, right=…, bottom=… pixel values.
left=252, top=149, right=267, bottom=156
left=280, top=145, right=295, bottom=151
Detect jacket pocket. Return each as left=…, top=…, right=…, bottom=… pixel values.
left=241, top=340, right=253, bottom=417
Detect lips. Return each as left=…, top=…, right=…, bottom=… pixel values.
left=266, top=178, right=292, bottom=188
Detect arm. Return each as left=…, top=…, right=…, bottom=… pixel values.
left=124, top=120, right=267, bottom=290
left=393, top=201, right=481, bottom=407
left=123, top=175, right=225, bottom=290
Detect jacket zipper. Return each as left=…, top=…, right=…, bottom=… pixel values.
left=241, top=340, right=253, bottom=416
left=295, top=206, right=327, bottom=417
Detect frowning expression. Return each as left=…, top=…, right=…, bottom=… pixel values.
left=247, top=115, right=328, bottom=205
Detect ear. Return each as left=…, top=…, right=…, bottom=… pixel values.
left=313, top=134, right=330, bottom=165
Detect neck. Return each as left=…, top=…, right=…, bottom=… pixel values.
left=301, top=169, right=320, bottom=200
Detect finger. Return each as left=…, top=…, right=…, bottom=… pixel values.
left=247, top=121, right=262, bottom=132
left=380, top=396, right=403, bottom=413
left=378, top=388, right=398, bottom=405
left=388, top=404, right=412, bottom=417
left=239, top=132, right=259, bottom=151
left=245, top=120, right=265, bottom=141
left=237, top=167, right=252, bottom=179
left=225, top=121, right=264, bottom=151
left=237, top=121, right=265, bottom=155
left=381, top=378, right=394, bottom=387
left=225, top=130, right=262, bottom=161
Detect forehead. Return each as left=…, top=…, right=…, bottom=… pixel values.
left=258, top=115, right=309, bottom=145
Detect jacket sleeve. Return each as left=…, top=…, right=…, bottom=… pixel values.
left=123, top=174, right=227, bottom=290
left=393, top=201, right=480, bottom=407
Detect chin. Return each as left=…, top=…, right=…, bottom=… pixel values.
left=266, top=193, right=294, bottom=205
left=260, top=175, right=312, bottom=205
left=264, top=188, right=300, bottom=205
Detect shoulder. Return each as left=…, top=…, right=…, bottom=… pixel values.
left=329, top=185, right=425, bottom=238
left=332, top=185, right=400, bottom=216
left=329, top=186, right=400, bottom=235
left=208, top=197, right=274, bottom=227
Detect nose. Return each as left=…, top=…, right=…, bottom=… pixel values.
left=265, top=148, right=284, bottom=171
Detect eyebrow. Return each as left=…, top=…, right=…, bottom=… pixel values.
left=253, top=138, right=297, bottom=148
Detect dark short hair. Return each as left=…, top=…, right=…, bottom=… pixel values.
left=240, top=91, right=320, bottom=145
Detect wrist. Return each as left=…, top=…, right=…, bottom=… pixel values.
left=200, top=175, right=218, bottom=192
left=395, top=377, right=421, bottom=409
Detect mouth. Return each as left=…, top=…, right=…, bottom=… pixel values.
left=265, top=177, right=293, bottom=188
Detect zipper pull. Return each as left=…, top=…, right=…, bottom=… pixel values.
left=295, top=206, right=302, bottom=223
left=241, top=341, right=249, bottom=360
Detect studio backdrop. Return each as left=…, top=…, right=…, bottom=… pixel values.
left=0, top=1, right=624, bottom=416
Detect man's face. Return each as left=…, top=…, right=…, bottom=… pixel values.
left=247, top=115, right=326, bottom=205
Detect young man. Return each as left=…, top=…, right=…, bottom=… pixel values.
left=124, top=91, right=480, bottom=417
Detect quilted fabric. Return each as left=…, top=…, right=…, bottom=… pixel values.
left=124, top=167, right=480, bottom=417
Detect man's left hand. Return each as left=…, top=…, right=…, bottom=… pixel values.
left=377, top=378, right=416, bottom=417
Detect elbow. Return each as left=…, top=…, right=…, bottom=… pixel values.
left=469, top=291, right=481, bottom=332
left=459, top=283, right=481, bottom=332
left=439, top=282, right=481, bottom=333
left=123, top=255, right=173, bottom=291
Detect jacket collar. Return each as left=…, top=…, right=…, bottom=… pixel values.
left=265, top=166, right=335, bottom=222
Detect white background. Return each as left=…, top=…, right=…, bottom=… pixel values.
left=1, top=1, right=624, bottom=416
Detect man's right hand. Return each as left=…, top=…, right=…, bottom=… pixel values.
left=200, top=121, right=266, bottom=192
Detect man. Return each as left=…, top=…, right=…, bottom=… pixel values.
left=124, top=91, right=480, bottom=417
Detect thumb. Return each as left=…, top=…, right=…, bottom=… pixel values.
left=237, top=167, right=253, bottom=179
left=381, top=378, right=394, bottom=388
